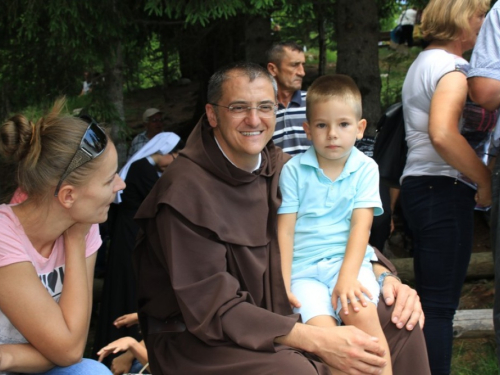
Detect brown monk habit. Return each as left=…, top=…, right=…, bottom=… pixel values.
left=133, top=116, right=430, bottom=375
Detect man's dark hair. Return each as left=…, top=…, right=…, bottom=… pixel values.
left=266, top=41, right=304, bottom=66
left=207, top=62, right=277, bottom=104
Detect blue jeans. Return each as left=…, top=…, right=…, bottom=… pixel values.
left=129, top=359, right=150, bottom=373
left=401, top=176, right=476, bottom=375
left=31, top=358, right=112, bottom=375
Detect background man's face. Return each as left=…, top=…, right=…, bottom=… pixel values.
left=206, top=74, right=276, bottom=170
left=271, top=48, right=306, bottom=93
left=145, top=112, right=164, bottom=138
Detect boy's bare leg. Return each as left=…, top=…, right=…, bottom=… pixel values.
left=341, top=304, right=393, bottom=375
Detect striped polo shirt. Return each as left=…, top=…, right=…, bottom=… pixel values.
left=272, top=90, right=311, bottom=155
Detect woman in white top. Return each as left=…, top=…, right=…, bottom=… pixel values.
left=399, top=0, right=491, bottom=374
left=0, top=99, right=125, bottom=374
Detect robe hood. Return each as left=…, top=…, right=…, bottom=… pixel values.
left=135, top=115, right=289, bottom=247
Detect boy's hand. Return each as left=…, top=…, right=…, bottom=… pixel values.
left=287, top=291, right=301, bottom=309
left=332, top=278, right=372, bottom=316
left=114, top=313, right=139, bottom=328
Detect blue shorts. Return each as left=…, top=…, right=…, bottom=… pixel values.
left=291, top=257, right=380, bottom=325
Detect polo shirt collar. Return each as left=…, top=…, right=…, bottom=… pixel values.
left=300, top=146, right=364, bottom=180
left=279, top=90, right=304, bottom=109
left=290, top=90, right=303, bottom=106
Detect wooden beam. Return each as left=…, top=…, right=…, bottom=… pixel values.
left=453, top=309, right=494, bottom=339
left=391, top=252, right=494, bottom=283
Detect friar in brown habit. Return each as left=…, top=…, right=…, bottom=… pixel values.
left=133, top=62, right=430, bottom=375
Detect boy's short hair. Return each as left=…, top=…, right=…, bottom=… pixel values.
left=306, top=74, right=362, bottom=121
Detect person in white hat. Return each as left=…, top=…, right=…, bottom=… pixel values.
left=127, top=108, right=164, bottom=159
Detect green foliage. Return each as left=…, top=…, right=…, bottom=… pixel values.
left=379, top=47, right=419, bottom=109
left=452, top=339, right=499, bottom=375
left=124, top=33, right=181, bottom=91
left=270, top=2, right=330, bottom=51
left=144, top=0, right=277, bottom=26
left=305, top=47, right=337, bottom=65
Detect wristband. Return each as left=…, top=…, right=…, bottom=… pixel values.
left=378, top=271, right=401, bottom=288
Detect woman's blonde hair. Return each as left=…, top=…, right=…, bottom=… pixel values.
left=0, top=98, right=109, bottom=202
left=421, top=0, right=490, bottom=42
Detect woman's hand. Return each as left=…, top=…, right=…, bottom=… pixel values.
left=475, top=183, right=492, bottom=207
left=63, top=223, right=92, bottom=255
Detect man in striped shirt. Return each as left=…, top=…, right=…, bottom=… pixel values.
left=267, top=41, right=311, bottom=155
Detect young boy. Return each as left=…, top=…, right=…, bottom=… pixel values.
left=277, top=74, right=392, bottom=374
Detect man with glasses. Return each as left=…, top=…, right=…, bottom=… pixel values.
left=133, top=62, right=430, bottom=375
left=267, top=41, right=311, bottom=155
left=128, top=108, right=164, bottom=158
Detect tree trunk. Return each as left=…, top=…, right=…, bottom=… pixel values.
left=315, top=3, right=327, bottom=77
left=336, top=0, right=381, bottom=136
left=244, top=15, right=272, bottom=67
left=105, top=40, right=127, bottom=167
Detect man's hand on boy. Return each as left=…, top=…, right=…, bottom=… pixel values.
left=332, top=278, right=372, bottom=316
left=381, top=276, right=425, bottom=330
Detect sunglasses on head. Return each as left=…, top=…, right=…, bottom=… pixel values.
left=54, top=115, right=108, bottom=197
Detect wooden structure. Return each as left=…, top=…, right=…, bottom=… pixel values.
left=453, top=309, right=494, bottom=339
left=392, top=252, right=494, bottom=283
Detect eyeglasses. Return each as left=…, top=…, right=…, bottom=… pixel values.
left=209, top=103, right=277, bottom=118
left=54, top=115, right=108, bottom=197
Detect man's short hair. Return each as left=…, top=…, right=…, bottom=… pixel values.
left=305, top=74, right=363, bottom=121
left=207, top=62, right=277, bottom=104
left=266, top=41, right=304, bottom=66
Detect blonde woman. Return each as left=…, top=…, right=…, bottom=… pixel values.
left=0, top=99, right=125, bottom=374
left=399, top=0, right=492, bottom=373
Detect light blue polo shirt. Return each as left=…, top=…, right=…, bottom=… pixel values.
left=278, top=146, right=383, bottom=274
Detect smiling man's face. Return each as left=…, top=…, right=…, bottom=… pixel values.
left=206, top=73, right=276, bottom=172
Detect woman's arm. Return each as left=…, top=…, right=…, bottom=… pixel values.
left=0, top=344, right=53, bottom=373
left=0, top=225, right=96, bottom=369
left=429, top=71, right=491, bottom=206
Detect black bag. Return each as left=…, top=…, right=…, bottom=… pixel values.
left=390, top=25, right=404, bottom=44
left=373, top=102, right=407, bottom=188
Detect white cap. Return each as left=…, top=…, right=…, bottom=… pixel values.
left=143, top=108, right=162, bottom=123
